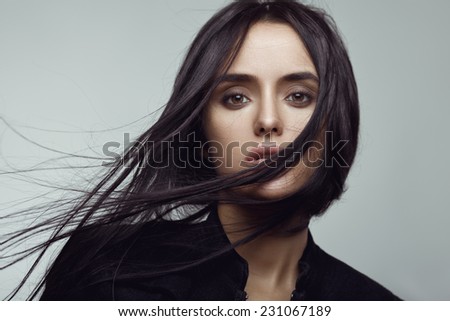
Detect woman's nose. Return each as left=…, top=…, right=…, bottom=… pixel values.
left=253, top=98, right=283, bottom=137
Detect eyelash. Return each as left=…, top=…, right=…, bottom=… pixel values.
left=221, top=91, right=250, bottom=108
left=221, top=90, right=315, bottom=108
left=285, top=90, right=314, bottom=107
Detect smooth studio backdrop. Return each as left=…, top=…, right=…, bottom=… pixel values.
left=0, top=0, right=449, bottom=300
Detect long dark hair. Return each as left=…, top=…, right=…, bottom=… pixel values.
left=1, top=0, right=359, bottom=300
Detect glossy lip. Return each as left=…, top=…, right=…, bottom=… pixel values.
left=243, top=146, right=281, bottom=163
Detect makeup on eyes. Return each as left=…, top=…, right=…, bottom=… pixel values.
left=219, top=86, right=317, bottom=109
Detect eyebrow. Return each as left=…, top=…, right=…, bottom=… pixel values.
left=216, top=72, right=319, bottom=85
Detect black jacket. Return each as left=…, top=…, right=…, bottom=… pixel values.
left=41, top=209, right=400, bottom=301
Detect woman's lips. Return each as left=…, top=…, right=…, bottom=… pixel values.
left=243, top=146, right=280, bottom=163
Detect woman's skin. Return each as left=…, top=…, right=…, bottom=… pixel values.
left=203, top=22, right=320, bottom=300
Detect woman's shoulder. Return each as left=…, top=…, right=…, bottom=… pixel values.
left=40, top=219, right=210, bottom=300
left=302, top=233, right=401, bottom=300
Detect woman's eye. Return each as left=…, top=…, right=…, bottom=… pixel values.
left=285, top=92, right=313, bottom=107
left=222, top=93, right=250, bottom=107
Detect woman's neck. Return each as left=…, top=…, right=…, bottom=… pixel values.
left=217, top=202, right=309, bottom=300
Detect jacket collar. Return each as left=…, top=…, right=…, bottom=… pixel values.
left=200, top=204, right=317, bottom=300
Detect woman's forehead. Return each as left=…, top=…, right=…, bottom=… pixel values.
left=226, top=21, right=317, bottom=78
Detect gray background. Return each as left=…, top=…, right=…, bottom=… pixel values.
left=1, top=0, right=449, bottom=300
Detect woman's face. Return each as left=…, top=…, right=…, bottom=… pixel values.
left=203, top=21, right=319, bottom=200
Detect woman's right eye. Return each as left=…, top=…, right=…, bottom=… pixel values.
left=221, top=93, right=250, bottom=108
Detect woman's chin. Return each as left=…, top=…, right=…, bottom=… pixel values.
left=234, top=176, right=300, bottom=201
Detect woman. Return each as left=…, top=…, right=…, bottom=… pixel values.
left=4, top=0, right=399, bottom=300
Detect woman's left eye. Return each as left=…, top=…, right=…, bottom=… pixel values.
left=285, top=92, right=313, bottom=107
